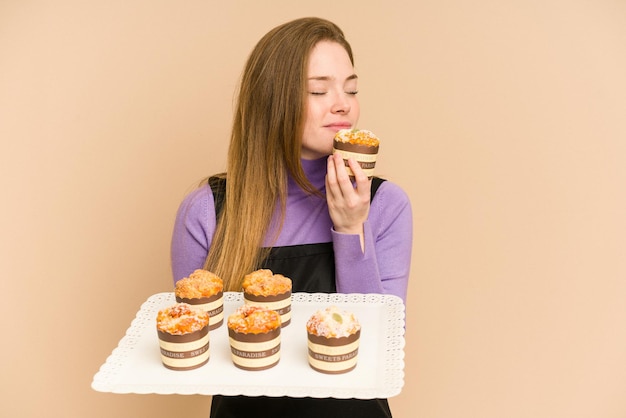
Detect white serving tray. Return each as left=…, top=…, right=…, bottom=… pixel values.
left=92, top=292, right=405, bottom=399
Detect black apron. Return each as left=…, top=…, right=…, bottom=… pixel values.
left=208, top=176, right=392, bottom=418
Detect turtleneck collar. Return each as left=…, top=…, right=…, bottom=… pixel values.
left=288, top=157, right=328, bottom=193
left=302, top=157, right=328, bottom=183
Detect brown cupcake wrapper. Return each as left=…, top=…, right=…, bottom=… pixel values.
left=161, top=341, right=210, bottom=359
left=307, top=329, right=360, bottom=346
left=241, top=304, right=290, bottom=316
left=308, top=363, right=357, bottom=375
left=307, top=332, right=359, bottom=374
left=332, top=148, right=377, bottom=178
left=308, top=347, right=358, bottom=363
left=333, top=140, right=379, bottom=154
left=230, top=344, right=281, bottom=359
left=232, top=359, right=280, bottom=371
left=161, top=356, right=210, bottom=371
left=175, top=291, right=223, bottom=304
left=158, top=328, right=210, bottom=371
left=348, top=160, right=376, bottom=169
left=208, top=317, right=223, bottom=331
left=229, top=327, right=281, bottom=371
left=243, top=290, right=291, bottom=303
left=157, top=325, right=209, bottom=343
left=228, top=326, right=281, bottom=342
left=207, top=305, right=224, bottom=318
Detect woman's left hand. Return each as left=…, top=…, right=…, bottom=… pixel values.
left=326, top=153, right=371, bottom=248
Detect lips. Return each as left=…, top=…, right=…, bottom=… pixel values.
left=324, top=122, right=353, bottom=131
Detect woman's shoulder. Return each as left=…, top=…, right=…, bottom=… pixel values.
left=374, top=177, right=411, bottom=205
left=368, top=178, right=412, bottom=229
left=177, top=181, right=215, bottom=217
left=178, top=173, right=226, bottom=219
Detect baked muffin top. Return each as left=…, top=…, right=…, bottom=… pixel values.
left=227, top=305, right=281, bottom=334
left=175, top=269, right=223, bottom=299
left=334, top=128, right=380, bottom=147
left=156, top=303, right=209, bottom=335
left=306, top=306, right=361, bottom=338
left=241, top=269, right=291, bottom=296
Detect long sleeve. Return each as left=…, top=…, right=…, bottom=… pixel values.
left=332, top=181, right=412, bottom=304
left=170, top=184, right=216, bottom=283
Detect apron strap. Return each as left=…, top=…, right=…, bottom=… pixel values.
left=209, top=175, right=386, bottom=218
left=208, top=175, right=227, bottom=221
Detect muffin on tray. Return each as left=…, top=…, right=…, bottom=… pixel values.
left=332, top=128, right=380, bottom=179
left=227, top=305, right=282, bottom=371
left=175, top=269, right=224, bottom=330
left=156, top=303, right=210, bottom=371
left=306, top=306, right=361, bottom=374
left=242, top=269, right=292, bottom=327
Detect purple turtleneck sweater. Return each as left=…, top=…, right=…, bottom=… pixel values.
left=170, top=157, right=412, bottom=303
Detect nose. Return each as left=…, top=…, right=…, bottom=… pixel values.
left=331, top=93, right=351, bottom=114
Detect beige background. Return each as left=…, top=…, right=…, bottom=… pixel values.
left=1, top=1, right=625, bottom=417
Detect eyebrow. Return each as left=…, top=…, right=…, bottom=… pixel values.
left=307, top=74, right=359, bottom=81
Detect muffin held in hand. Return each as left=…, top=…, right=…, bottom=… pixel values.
left=156, top=303, right=210, bottom=371
left=227, top=305, right=282, bottom=371
left=242, top=269, right=292, bottom=327
left=332, top=128, right=380, bottom=179
left=175, top=269, right=224, bottom=330
left=306, top=306, right=361, bottom=374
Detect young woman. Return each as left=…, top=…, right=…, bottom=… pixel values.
left=171, top=17, right=412, bottom=418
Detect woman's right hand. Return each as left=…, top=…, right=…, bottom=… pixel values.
left=325, top=153, right=372, bottom=249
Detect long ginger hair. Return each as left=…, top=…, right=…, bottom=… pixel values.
left=204, top=17, right=354, bottom=291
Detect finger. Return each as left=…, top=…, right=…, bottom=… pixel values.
left=329, top=154, right=353, bottom=195
left=332, top=153, right=351, bottom=181
left=326, top=154, right=338, bottom=184
left=347, top=158, right=371, bottom=197
left=326, top=155, right=342, bottom=200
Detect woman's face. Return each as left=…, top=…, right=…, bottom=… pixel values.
left=301, top=41, right=360, bottom=160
